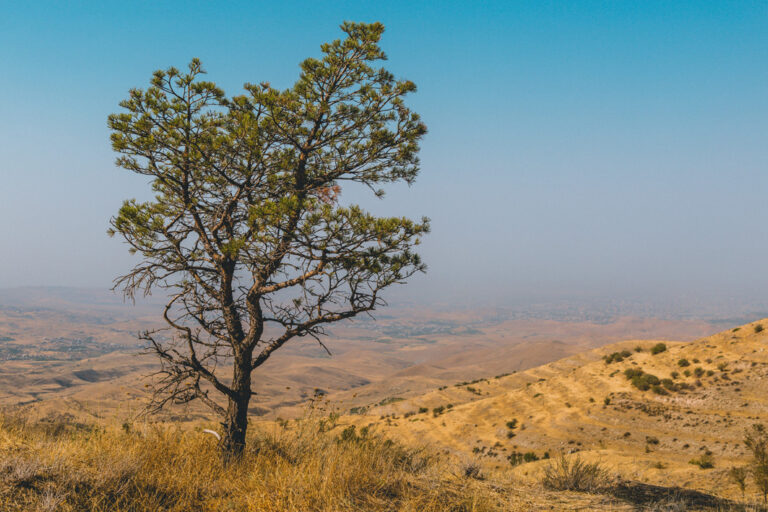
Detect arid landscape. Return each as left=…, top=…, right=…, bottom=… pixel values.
left=0, top=287, right=728, bottom=422
left=4, top=288, right=768, bottom=509
left=3, top=3, right=767, bottom=511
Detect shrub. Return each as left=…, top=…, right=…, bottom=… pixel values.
left=670, top=371, right=679, bottom=379
left=756, top=324, right=764, bottom=333
left=717, top=362, right=729, bottom=372
left=693, top=367, right=705, bottom=377
left=677, top=358, right=690, bottom=367
left=650, top=343, right=667, bottom=355
left=689, top=453, right=714, bottom=469
left=541, top=455, right=610, bottom=492
left=505, top=419, right=518, bottom=430
left=661, top=378, right=676, bottom=391
left=624, top=369, right=661, bottom=391
left=418, top=407, right=428, bottom=414
left=634, top=346, right=643, bottom=352
left=603, top=350, right=632, bottom=364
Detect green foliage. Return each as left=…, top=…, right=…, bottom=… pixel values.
left=507, top=451, right=539, bottom=465
left=756, top=324, right=764, bottom=333
left=677, top=358, right=690, bottom=367
left=603, top=350, right=632, bottom=364
left=650, top=343, right=667, bottom=355
left=693, top=367, right=705, bottom=377
left=624, top=368, right=661, bottom=391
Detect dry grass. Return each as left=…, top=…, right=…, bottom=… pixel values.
left=0, top=412, right=511, bottom=512
left=541, top=454, right=611, bottom=493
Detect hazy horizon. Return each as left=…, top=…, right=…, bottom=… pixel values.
left=2, top=1, right=767, bottom=311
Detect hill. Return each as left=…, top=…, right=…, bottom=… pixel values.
left=336, top=319, right=768, bottom=504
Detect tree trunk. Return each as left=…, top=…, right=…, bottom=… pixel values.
left=220, top=355, right=252, bottom=458
left=220, top=393, right=249, bottom=458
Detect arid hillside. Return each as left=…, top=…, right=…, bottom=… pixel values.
left=338, top=319, right=768, bottom=503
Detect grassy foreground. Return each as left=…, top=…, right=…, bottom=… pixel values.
left=0, top=413, right=510, bottom=512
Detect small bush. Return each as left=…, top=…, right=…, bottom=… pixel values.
left=650, top=343, right=667, bottom=355
left=693, top=367, right=705, bottom=377
left=603, top=350, right=632, bottom=364
left=755, top=324, right=764, bottom=333
left=677, top=358, right=690, bottom=367
left=505, top=419, right=518, bottom=430
left=541, top=455, right=610, bottom=492
left=689, top=453, right=714, bottom=469
left=624, top=369, right=661, bottom=391
left=661, top=378, right=676, bottom=391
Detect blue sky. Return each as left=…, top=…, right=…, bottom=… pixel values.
left=1, top=1, right=767, bottom=307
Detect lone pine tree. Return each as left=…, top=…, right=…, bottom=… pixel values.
left=108, top=22, right=428, bottom=456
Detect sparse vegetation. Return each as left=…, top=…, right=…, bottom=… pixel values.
left=689, top=452, right=714, bottom=469
left=677, top=358, right=690, bottom=367
left=541, top=454, right=610, bottom=492
left=507, top=451, right=540, bottom=465
left=755, top=324, right=764, bottom=334
left=650, top=343, right=667, bottom=355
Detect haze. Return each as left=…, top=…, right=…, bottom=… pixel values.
left=1, top=1, right=766, bottom=312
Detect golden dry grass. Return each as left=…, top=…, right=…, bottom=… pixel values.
left=0, top=412, right=513, bottom=512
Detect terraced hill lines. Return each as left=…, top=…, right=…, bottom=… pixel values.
left=339, top=320, right=768, bottom=500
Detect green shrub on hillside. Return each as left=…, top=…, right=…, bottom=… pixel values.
left=603, top=350, right=632, bottom=364
left=650, top=343, right=667, bottom=355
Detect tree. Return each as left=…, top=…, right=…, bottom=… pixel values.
left=108, top=22, right=428, bottom=457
